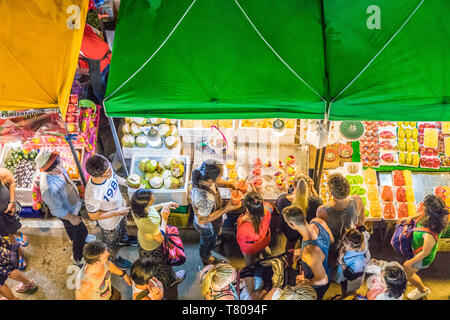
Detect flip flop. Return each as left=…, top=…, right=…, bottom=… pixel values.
left=18, top=257, right=27, bottom=270
left=15, top=233, right=29, bottom=247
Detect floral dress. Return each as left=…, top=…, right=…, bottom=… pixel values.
left=0, top=236, right=19, bottom=285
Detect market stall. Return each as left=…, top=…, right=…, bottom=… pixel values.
left=101, top=0, right=449, bottom=252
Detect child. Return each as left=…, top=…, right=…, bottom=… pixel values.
left=130, top=258, right=164, bottom=300
left=334, top=226, right=370, bottom=297
left=366, top=260, right=407, bottom=300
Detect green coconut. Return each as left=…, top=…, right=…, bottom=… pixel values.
left=164, top=176, right=179, bottom=189
left=139, top=158, right=150, bottom=172
left=145, top=159, right=158, bottom=173
left=150, top=176, right=163, bottom=189
left=126, top=174, right=141, bottom=188
left=122, top=134, right=135, bottom=148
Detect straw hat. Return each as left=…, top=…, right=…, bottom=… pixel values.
left=35, top=150, right=58, bottom=171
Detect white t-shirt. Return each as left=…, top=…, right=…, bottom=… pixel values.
left=85, top=173, right=125, bottom=230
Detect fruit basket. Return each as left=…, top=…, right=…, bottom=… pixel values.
left=128, top=154, right=191, bottom=205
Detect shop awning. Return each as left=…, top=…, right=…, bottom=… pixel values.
left=0, top=0, right=89, bottom=119
left=104, top=0, right=449, bottom=121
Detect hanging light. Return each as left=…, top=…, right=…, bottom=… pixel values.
left=273, top=118, right=286, bottom=137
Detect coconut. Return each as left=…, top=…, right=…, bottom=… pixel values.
left=145, top=159, right=158, bottom=173
left=161, top=157, right=175, bottom=170
left=125, top=117, right=133, bottom=124
left=122, top=134, right=135, bottom=148
left=144, top=172, right=155, bottom=181
left=140, top=180, right=151, bottom=189
left=121, top=123, right=131, bottom=135
left=135, top=134, right=148, bottom=148
left=161, top=169, right=172, bottom=180
left=178, top=177, right=184, bottom=188
left=164, top=136, right=179, bottom=149
left=169, top=119, right=177, bottom=125
left=150, top=176, right=163, bottom=189
left=132, top=117, right=147, bottom=126
left=171, top=161, right=185, bottom=178
left=148, top=127, right=162, bottom=148
left=169, top=125, right=178, bottom=137
left=126, top=174, right=141, bottom=188
left=158, top=124, right=171, bottom=137
left=139, top=158, right=150, bottom=172
left=164, top=176, right=179, bottom=189
left=149, top=118, right=161, bottom=126
left=130, top=123, right=142, bottom=136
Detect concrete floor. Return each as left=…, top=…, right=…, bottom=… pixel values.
left=3, top=219, right=449, bottom=300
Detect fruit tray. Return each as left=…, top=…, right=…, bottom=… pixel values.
left=382, top=202, right=397, bottom=220
left=128, top=154, right=191, bottom=205
left=0, top=144, right=38, bottom=206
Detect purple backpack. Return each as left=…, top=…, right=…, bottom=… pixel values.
left=391, top=214, right=438, bottom=259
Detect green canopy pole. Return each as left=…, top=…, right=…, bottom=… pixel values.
left=108, top=116, right=129, bottom=177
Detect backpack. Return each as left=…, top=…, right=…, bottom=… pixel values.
left=391, top=214, right=439, bottom=259
left=161, top=225, right=186, bottom=266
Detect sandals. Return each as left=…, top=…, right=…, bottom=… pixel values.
left=202, top=256, right=228, bottom=266
left=14, top=233, right=29, bottom=247
left=15, top=280, right=37, bottom=294
left=18, top=257, right=27, bottom=270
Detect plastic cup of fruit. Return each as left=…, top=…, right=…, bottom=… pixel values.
left=231, top=190, right=243, bottom=206
left=237, top=179, right=249, bottom=194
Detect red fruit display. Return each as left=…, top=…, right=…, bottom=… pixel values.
left=381, top=186, right=394, bottom=202
left=398, top=203, right=408, bottom=218
left=379, top=131, right=396, bottom=139
left=393, top=170, right=405, bottom=186
left=396, top=187, right=407, bottom=203
left=383, top=203, right=396, bottom=220
left=420, top=157, right=440, bottom=169
left=380, top=140, right=394, bottom=150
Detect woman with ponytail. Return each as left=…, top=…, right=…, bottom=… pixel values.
left=275, top=174, right=323, bottom=253
left=190, top=160, right=240, bottom=265
left=398, top=194, right=449, bottom=300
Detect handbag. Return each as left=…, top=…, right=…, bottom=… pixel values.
left=0, top=201, right=22, bottom=237
left=161, top=225, right=186, bottom=266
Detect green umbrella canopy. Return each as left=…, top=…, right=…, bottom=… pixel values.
left=104, top=0, right=450, bottom=121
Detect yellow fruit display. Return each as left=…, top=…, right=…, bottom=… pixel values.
left=423, top=128, right=438, bottom=148
left=364, top=168, right=378, bottom=185
left=405, top=128, right=412, bottom=140
left=413, top=141, right=420, bottom=152
left=397, top=139, right=406, bottom=152
left=410, top=122, right=417, bottom=127
left=397, top=121, right=403, bottom=127
left=412, top=128, right=418, bottom=140
left=403, top=170, right=413, bottom=186
left=406, top=140, right=414, bottom=152
left=407, top=203, right=417, bottom=216
left=412, top=153, right=420, bottom=167
left=367, top=185, right=380, bottom=201
left=399, top=152, right=406, bottom=164
left=406, top=153, right=413, bottom=165
left=442, top=122, right=450, bottom=134
left=445, top=137, right=450, bottom=157
left=369, top=201, right=382, bottom=218
left=398, top=128, right=405, bottom=139
left=405, top=187, right=415, bottom=203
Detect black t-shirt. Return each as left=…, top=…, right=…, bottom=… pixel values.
left=275, top=194, right=323, bottom=243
